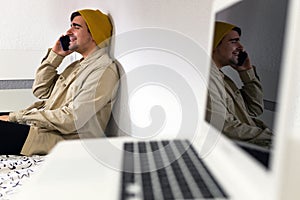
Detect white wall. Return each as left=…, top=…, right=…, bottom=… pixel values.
left=107, top=0, right=215, bottom=138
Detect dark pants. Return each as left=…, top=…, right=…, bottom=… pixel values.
left=0, top=112, right=29, bottom=155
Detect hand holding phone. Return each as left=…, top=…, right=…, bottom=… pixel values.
left=59, top=35, right=70, bottom=51
left=237, top=51, right=248, bottom=66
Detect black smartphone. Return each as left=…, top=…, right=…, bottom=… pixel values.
left=237, top=51, right=248, bottom=66
left=59, top=35, right=70, bottom=51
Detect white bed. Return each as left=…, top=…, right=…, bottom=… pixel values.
left=0, top=155, right=45, bottom=200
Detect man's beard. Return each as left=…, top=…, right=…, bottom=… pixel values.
left=68, top=44, right=78, bottom=51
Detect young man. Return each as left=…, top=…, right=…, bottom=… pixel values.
left=0, top=9, right=120, bottom=155
left=206, top=21, right=272, bottom=148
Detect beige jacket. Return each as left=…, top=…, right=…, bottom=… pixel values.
left=206, top=64, right=272, bottom=147
left=9, top=48, right=120, bottom=155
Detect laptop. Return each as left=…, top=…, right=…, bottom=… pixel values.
left=13, top=0, right=300, bottom=199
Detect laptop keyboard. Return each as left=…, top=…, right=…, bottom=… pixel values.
left=121, top=140, right=228, bottom=200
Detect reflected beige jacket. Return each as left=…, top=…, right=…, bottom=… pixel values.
left=9, top=48, right=119, bottom=155
left=206, top=64, right=272, bottom=146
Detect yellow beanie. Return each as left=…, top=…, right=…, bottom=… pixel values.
left=213, top=21, right=240, bottom=49
left=78, top=9, right=112, bottom=45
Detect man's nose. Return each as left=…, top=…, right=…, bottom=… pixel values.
left=66, top=27, right=73, bottom=35
left=237, top=42, right=244, bottom=51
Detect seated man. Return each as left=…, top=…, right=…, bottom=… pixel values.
left=0, top=9, right=120, bottom=155
left=206, top=21, right=272, bottom=148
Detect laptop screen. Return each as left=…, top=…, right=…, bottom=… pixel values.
left=206, top=0, right=289, bottom=169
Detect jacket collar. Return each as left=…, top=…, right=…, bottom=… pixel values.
left=79, top=47, right=108, bottom=67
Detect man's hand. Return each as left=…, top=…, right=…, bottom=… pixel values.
left=52, top=35, right=73, bottom=57
left=0, top=115, right=9, bottom=121
left=232, top=53, right=252, bottom=72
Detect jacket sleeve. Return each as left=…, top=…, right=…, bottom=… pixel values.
left=8, top=49, right=63, bottom=123
left=32, top=49, right=64, bottom=99
left=239, top=67, right=264, bottom=117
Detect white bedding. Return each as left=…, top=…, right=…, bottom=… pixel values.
left=0, top=155, right=45, bottom=200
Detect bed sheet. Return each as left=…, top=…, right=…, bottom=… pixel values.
left=0, top=155, right=45, bottom=200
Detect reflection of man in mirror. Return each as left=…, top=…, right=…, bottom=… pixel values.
left=206, top=21, right=272, bottom=148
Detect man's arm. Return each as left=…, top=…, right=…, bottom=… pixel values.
left=239, top=67, right=264, bottom=117
left=206, top=67, right=271, bottom=142
left=206, top=87, right=272, bottom=141
left=10, top=63, right=119, bottom=134
left=231, top=54, right=264, bottom=117
left=32, top=50, right=62, bottom=99
left=32, top=38, right=73, bottom=99
left=0, top=115, right=9, bottom=121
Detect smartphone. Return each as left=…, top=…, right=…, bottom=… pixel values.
left=59, top=35, right=70, bottom=51
left=237, top=51, right=248, bottom=66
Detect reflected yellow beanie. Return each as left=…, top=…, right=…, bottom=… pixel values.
left=78, top=9, right=112, bottom=45
left=213, top=21, right=240, bottom=49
